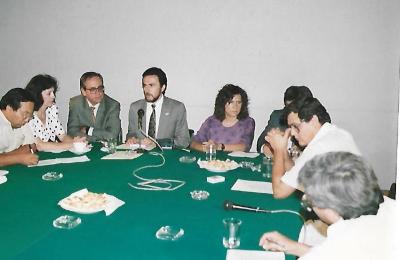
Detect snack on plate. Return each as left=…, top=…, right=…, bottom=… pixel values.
left=204, top=159, right=238, bottom=171
left=63, top=192, right=107, bottom=210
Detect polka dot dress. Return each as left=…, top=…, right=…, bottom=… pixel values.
left=28, top=104, right=65, bottom=142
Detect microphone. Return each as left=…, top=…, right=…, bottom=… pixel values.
left=223, top=200, right=270, bottom=213
left=137, top=109, right=144, bottom=130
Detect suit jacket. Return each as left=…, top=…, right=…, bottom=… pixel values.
left=126, top=96, right=190, bottom=148
left=256, top=109, right=285, bottom=152
left=67, top=94, right=121, bottom=142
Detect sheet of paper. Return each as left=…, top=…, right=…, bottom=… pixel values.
left=231, top=179, right=273, bottom=194
left=101, top=151, right=143, bottom=160
left=29, top=155, right=90, bottom=167
left=117, top=143, right=155, bottom=151
left=226, top=249, right=284, bottom=260
left=0, top=170, right=9, bottom=176
left=228, top=151, right=260, bottom=158
left=0, top=176, right=7, bottom=185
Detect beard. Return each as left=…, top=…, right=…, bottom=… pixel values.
left=144, top=92, right=161, bottom=103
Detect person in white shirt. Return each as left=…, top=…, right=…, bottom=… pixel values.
left=266, top=97, right=360, bottom=199
left=259, top=151, right=396, bottom=260
left=0, top=88, right=39, bottom=166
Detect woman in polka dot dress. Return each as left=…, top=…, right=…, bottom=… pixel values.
left=25, top=74, right=86, bottom=151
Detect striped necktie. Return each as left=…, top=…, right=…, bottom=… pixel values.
left=90, top=106, right=96, bottom=123
left=148, top=104, right=156, bottom=138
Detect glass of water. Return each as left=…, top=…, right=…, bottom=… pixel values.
left=262, top=156, right=273, bottom=179
left=205, top=144, right=216, bottom=161
left=222, top=218, right=242, bottom=249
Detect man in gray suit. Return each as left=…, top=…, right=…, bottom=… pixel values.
left=67, top=72, right=121, bottom=142
left=126, top=67, right=190, bottom=148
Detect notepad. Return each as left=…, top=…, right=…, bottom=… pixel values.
left=231, top=179, right=273, bottom=194
left=226, top=249, right=284, bottom=260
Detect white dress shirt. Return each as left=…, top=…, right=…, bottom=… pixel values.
left=282, top=123, right=361, bottom=190
left=299, top=197, right=396, bottom=260
left=0, top=110, right=34, bottom=153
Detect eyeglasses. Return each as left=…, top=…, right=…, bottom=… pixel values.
left=301, top=194, right=313, bottom=212
left=85, top=85, right=104, bottom=94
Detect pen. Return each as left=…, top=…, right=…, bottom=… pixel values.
left=28, top=144, right=34, bottom=154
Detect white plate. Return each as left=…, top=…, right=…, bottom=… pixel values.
left=197, top=159, right=240, bottom=172
left=58, top=189, right=107, bottom=214
left=69, top=146, right=92, bottom=155
left=59, top=201, right=105, bottom=214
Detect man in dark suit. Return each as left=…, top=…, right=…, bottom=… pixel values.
left=67, top=72, right=121, bottom=142
left=256, top=86, right=313, bottom=153
left=126, top=67, right=190, bottom=148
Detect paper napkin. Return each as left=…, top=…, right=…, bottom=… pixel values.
left=101, top=151, right=143, bottom=160
left=228, top=151, right=260, bottom=158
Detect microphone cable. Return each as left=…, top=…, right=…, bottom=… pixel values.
left=128, top=151, right=185, bottom=191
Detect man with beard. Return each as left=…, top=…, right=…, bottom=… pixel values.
left=126, top=67, right=190, bottom=148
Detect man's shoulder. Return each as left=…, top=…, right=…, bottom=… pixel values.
left=163, top=96, right=185, bottom=108
left=70, top=94, right=84, bottom=103
left=129, top=99, right=145, bottom=108
left=103, top=94, right=120, bottom=106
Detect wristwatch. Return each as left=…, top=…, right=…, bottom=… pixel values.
left=221, top=143, right=225, bottom=151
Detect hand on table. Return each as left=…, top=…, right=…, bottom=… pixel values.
left=20, top=153, right=39, bottom=166
left=259, top=231, right=309, bottom=257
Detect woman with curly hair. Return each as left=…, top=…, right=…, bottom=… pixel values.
left=25, top=74, right=86, bottom=151
left=190, top=84, right=255, bottom=152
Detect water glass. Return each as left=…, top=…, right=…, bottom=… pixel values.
left=107, top=138, right=117, bottom=154
left=222, top=218, right=242, bottom=249
left=205, top=144, right=216, bottom=161
left=262, top=156, right=273, bottom=178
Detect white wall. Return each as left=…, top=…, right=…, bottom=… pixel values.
left=0, top=0, right=398, bottom=189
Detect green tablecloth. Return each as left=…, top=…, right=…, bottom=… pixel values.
left=0, top=146, right=302, bottom=260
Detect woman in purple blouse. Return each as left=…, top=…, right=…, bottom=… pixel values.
left=190, top=84, right=255, bottom=152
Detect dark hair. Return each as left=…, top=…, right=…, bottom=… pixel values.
left=214, top=84, right=249, bottom=121
left=299, top=152, right=383, bottom=219
left=142, top=67, right=167, bottom=94
left=25, top=74, right=58, bottom=111
left=0, top=88, right=35, bottom=110
left=80, top=72, right=104, bottom=89
left=298, top=97, right=331, bottom=124
left=284, top=86, right=313, bottom=104
left=283, top=97, right=331, bottom=126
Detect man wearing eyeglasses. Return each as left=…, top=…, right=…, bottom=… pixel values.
left=259, top=152, right=395, bottom=259
left=265, top=97, right=360, bottom=199
left=67, top=72, right=121, bottom=142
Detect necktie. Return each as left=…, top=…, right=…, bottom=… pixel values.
left=148, top=104, right=156, bottom=138
left=90, top=106, right=96, bottom=123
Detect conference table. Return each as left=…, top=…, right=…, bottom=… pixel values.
left=0, top=144, right=303, bottom=260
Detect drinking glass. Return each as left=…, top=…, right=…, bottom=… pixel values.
left=107, top=138, right=117, bottom=154
left=262, top=156, right=273, bottom=178
left=205, top=144, right=216, bottom=161
left=222, top=218, right=242, bottom=249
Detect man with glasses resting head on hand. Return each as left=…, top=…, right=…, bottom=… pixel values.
left=67, top=72, right=121, bottom=142
left=259, top=151, right=395, bottom=259
left=266, top=97, right=360, bottom=199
